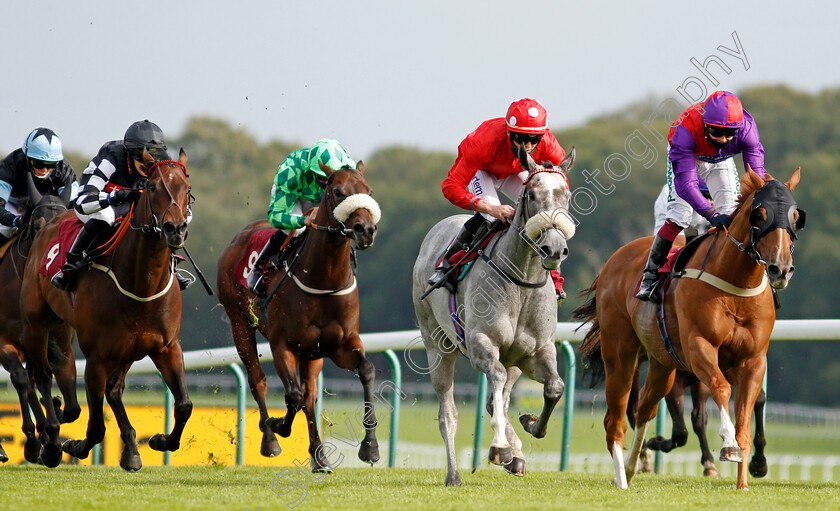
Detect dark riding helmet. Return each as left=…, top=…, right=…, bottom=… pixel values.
left=124, top=120, right=167, bottom=151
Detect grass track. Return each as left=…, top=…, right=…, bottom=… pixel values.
left=1, top=465, right=838, bottom=510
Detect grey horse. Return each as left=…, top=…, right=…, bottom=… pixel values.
left=412, top=147, right=576, bottom=486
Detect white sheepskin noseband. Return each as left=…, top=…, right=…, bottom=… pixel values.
left=332, top=194, right=382, bottom=224
left=524, top=208, right=576, bottom=240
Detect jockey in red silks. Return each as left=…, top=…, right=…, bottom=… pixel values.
left=428, top=98, right=569, bottom=302
left=636, top=90, right=767, bottom=302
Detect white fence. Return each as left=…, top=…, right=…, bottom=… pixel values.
left=2, top=319, right=840, bottom=480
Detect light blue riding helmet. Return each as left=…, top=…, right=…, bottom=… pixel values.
left=23, top=128, right=63, bottom=162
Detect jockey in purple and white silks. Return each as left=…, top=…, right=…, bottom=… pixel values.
left=51, top=120, right=192, bottom=291
left=636, top=90, right=767, bottom=302
left=0, top=128, right=76, bottom=239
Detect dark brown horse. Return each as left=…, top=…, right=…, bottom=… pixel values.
left=217, top=162, right=381, bottom=472
left=20, top=150, right=193, bottom=470
left=575, top=168, right=804, bottom=489
left=0, top=175, right=79, bottom=463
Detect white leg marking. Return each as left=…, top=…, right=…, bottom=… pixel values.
left=612, top=441, right=628, bottom=489
left=718, top=405, right=738, bottom=448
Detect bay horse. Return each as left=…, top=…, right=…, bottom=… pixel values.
left=412, top=147, right=576, bottom=486
left=217, top=161, right=381, bottom=472
left=0, top=175, right=79, bottom=463
left=20, top=149, right=194, bottom=471
left=575, top=168, right=804, bottom=489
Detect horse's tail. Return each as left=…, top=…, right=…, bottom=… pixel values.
left=572, top=275, right=605, bottom=389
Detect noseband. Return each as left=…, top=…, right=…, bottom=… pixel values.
left=310, top=168, right=380, bottom=237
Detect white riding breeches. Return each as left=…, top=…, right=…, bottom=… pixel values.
left=468, top=169, right=529, bottom=221
left=654, top=184, right=709, bottom=237
left=665, top=152, right=739, bottom=229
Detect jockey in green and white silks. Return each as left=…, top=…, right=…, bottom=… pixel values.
left=267, top=138, right=355, bottom=230
left=247, top=139, right=356, bottom=293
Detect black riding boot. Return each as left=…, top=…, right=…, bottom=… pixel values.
left=634, top=235, right=674, bottom=303
left=51, top=219, right=108, bottom=290
left=247, top=230, right=285, bottom=295
left=426, top=214, right=486, bottom=288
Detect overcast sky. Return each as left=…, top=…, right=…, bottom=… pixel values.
left=3, top=1, right=839, bottom=161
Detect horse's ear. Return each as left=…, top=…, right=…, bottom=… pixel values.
left=179, top=147, right=188, bottom=166
left=559, top=147, right=576, bottom=174
left=142, top=147, right=155, bottom=164
left=517, top=143, right=537, bottom=173
left=26, top=171, right=44, bottom=205
left=785, top=167, right=801, bottom=192
left=318, top=161, right=335, bottom=178
left=356, top=160, right=365, bottom=175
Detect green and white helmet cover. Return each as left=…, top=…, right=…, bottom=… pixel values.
left=308, top=139, right=355, bottom=177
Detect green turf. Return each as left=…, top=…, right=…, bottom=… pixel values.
left=0, top=465, right=837, bottom=511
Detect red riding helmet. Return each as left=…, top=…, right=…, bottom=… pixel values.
left=505, top=98, right=549, bottom=134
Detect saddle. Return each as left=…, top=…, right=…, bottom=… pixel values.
left=0, top=235, right=17, bottom=261
left=236, top=229, right=307, bottom=290
left=434, top=222, right=507, bottom=294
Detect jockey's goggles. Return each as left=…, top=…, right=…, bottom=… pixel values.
left=29, top=158, right=58, bottom=170
left=510, top=132, right=543, bottom=145
left=706, top=125, right=738, bottom=138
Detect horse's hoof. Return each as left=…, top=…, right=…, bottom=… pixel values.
left=719, top=446, right=743, bottom=463
left=488, top=446, right=513, bottom=465
left=120, top=452, right=143, bottom=472
left=62, top=439, right=90, bottom=459
left=504, top=457, right=526, bottom=476
left=445, top=473, right=463, bottom=487
left=0, top=446, right=8, bottom=463
left=40, top=443, right=62, bottom=468
left=358, top=440, right=380, bottom=464
left=148, top=433, right=177, bottom=452
left=749, top=456, right=768, bottom=478
left=260, top=433, right=282, bottom=458
left=266, top=417, right=292, bottom=437
left=312, top=463, right=333, bottom=474
left=24, top=436, right=42, bottom=464
left=61, top=406, right=81, bottom=424
left=519, top=414, right=541, bottom=437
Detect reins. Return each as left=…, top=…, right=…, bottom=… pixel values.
left=85, top=159, right=190, bottom=302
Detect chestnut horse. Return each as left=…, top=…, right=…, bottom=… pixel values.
left=627, top=367, right=767, bottom=478
left=20, top=150, right=193, bottom=471
left=217, top=162, right=381, bottom=472
left=0, top=175, right=79, bottom=463
left=575, top=168, right=804, bottom=489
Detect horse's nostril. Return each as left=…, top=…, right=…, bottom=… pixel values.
left=562, top=247, right=569, bottom=257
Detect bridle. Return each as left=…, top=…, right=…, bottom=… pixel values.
left=129, top=160, right=193, bottom=237
left=309, top=167, right=365, bottom=237
left=724, top=179, right=806, bottom=266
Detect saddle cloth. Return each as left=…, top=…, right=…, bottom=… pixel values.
left=234, top=228, right=278, bottom=288
left=38, top=217, right=84, bottom=279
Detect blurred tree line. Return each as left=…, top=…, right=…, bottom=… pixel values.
left=37, top=85, right=840, bottom=406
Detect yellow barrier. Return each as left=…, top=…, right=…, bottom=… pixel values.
left=0, top=403, right=309, bottom=466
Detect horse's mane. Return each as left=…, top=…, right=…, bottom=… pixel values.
left=729, top=170, right=772, bottom=221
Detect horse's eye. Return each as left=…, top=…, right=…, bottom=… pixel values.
left=527, top=191, right=536, bottom=201
left=149, top=183, right=157, bottom=192
left=333, top=187, right=344, bottom=198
